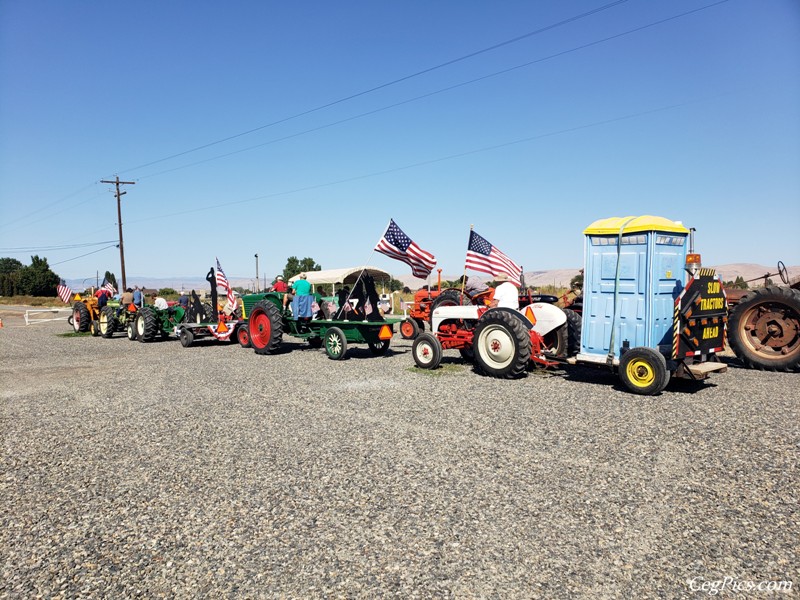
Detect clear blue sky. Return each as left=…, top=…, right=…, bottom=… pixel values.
left=1, top=0, right=798, bottom=285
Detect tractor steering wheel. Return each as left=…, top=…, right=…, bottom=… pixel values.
left=778, top=261, right=789, bottom=284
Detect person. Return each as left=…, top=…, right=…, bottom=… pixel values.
left=132, top=286, right=143, bottom=308
left=152, top=293, right=168, bottom=310
left=288, top=272, right=313, bottom=317
left=464, top=276, right=489, bottom=298
left=271, top=275, right=288, bottom=293
left=95, top=288, right=109, bottom=309
left=490, top=273, right=519, bottom=310
left=121, top=287, right=134, bottom=306
left=178, top=292, right=189, bottom=309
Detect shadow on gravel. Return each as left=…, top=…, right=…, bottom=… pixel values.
left=554, top=364, right=720, bottom=395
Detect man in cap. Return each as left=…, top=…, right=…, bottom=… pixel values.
left=271, top=275, right=288, bottom=293
left=490, top=273, right=519, bottom=310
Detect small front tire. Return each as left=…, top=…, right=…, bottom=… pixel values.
left=324, top=327, right=347, bottom=360
left=618, top=347, right=669, bottom=395
left=412, top=333, right=442, bottom=369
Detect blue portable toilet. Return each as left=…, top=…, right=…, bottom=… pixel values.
left=578, top=215, right=689, bottom=365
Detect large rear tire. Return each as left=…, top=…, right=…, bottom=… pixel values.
left=72, top=302, right=90, bottom=333
left=564, top=308, right=582, bottom=357
left=728, top=286, right=800, bottom=371
left=472, top=310, right=531, bottom=379
left=430, top=290, right=470, bottom=318
left=136, top=307, right=159, bottom=342
left=618, top=347, right=669, bottom=395
left=249, top=300, right=283, bottom=355
left=99, top=306, right=116, bottom=338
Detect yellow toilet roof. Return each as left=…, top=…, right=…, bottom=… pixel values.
left=583, top=215, right=689, bottom=235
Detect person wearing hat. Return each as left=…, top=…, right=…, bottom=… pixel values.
left=490, top=273, right=519, bottom=310
left=270, top=275, right=288, bottom=293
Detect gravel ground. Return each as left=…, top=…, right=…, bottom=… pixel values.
left=1, top=309, right=797, bottom=598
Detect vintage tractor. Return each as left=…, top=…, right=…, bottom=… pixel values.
left=726, top=262, right=800, bottom=371
left=413, top=216, right=728, bottom=395
left=399, top=271, right=561, bottom=340
left=69, top=292, right=110, bottom=336
left=98, top=299, right=139, bottom=339
left=132, top=304, right=187, bottom=342
left=241, top=272, right=394, bottom=360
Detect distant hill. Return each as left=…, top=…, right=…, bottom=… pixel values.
left=66, top=263, right=798, bottom=293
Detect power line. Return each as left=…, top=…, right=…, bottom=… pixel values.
left=135, top=0, right=733, bottom=182
left=0, top=240, right=118, bottom=252
left=113, top=0, right=631, bottom=175
left=49, top=244, right=119, bottom=266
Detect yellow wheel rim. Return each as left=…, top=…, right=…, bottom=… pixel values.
left=626, top=358, right=655, bottom=388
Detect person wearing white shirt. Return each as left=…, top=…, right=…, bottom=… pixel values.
left=490, top=273, right=519, bottom=310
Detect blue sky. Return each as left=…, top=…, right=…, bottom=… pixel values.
left=1, top=0, right=798, bottom=286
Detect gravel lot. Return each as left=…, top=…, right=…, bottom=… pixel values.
left=1, top=308, right=797, bottom=598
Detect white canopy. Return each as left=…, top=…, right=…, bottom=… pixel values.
left=288, top=266, right=393, bottom=292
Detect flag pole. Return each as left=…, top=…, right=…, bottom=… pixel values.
left=461, top=224, right=473, bottom=296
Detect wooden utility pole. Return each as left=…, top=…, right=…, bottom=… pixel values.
left=100, top=176, right=135, bottom=291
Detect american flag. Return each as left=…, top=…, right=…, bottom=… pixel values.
left=57, top=279, right=73, bottom=303
left=465, top=230, right=522, bottom=285
left=215, top=257, right=236, bottom=307
left=374, top=219, right=436, bottom=279
left=101, top=277, right=116, bottom=295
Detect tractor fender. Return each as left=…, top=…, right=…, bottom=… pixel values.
left=431, top=304, right=481, bottom=333
left=521, top=302, right=567, bottom=337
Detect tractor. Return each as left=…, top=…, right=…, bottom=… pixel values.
left=69, top=291, right=114, bottom=336
left=413, top=216, right=728, bottom=395
left=240, top=272, right=394, bottom=360
left=399, top=271, right=562, bottom=340
left=726, top=261, right=800, bottom=371
left=98, top=299, right=139, bottom=339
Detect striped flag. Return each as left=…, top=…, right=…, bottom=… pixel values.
left=101, top=277, right=116, bottom=295
left=465, top=229, right=522, bottom=285
left=57, top=279, right=73, bottom=303
left=375, top=219, right=436, bottom=279
left=215, top=257, right=236, bottom=308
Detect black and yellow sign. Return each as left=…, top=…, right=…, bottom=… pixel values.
left=673, top=268, right=727, bottom=358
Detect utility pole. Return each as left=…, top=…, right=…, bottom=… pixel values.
left=100, top=176, right=135, bottom=291
left=254, top=253, right=259, bottom=293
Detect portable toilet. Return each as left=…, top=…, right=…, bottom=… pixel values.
left=578, top=215, right=689, bottom=364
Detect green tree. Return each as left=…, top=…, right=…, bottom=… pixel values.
left=283, top=256, right=321, bottom=280
left=158, top=287, right=177, bottom=296
left=16, top=255, right=60, bottom=296
left=0, top=257, right=24, bottom=296
left=724, top=276, right=749, bottom=290
left=570, top=271, right=584, bottom=291
left=387, top=278, right=404, bottom=292
left=103, top=271, right=118, bottom=290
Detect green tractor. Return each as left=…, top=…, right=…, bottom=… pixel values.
left=132, top=304, right=187, bottom=342
left=98, top=299, right=139, bottom=339
left=239, top=272, right=395, bottom=360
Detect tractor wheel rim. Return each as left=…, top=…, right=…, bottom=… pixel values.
left=401, top=322, right=413, bottom=336
left=250, top=311, right=271, bottom=348
left=627, top=359, right=655, bottom=387
left=478, top=325, right=514, bottom=368
left=137, top=317, right=145, bottom=336
left=327, top=335, right=343, bottom=356
left=417, top=342, right=433, bottom=364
